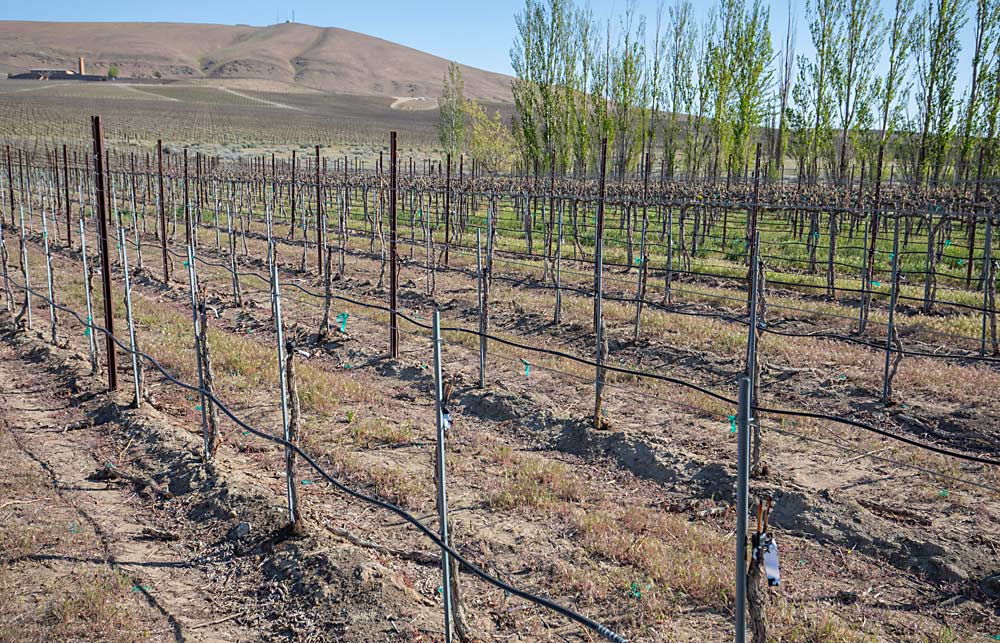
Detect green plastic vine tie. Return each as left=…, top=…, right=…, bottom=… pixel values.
left=301, top=479, right=313, bottom=486
left=945, top=239, right=951, bottom=247
left=728, top=415, right=737, bottom=433
left=957, top=259, right=965, bottom=266
left=871, top=280, right=881, bottom=287
left=939, top=489, right=949, bottom=498
left=336, top=312, right=348, bottom=332
left=627, top=581, right=642, bottom=599
left=520, top=358, right=531, bottom=378
left=132, top=584, right=152, bottom=592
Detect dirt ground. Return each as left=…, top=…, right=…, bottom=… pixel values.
left=2, top=214, right=1000, bottom=642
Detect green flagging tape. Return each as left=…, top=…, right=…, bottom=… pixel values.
left=939, top=489, right=949, bottom=498
left=301, top=479, right=313, bottom=485
left=520, top=358, right=531, bottom=377
left=337, top=312, right=348, bottom=332
left=945, top=239, right=951, bottom=247
left=183, top=260, right=189, bottom=267
left=343, top=363, right=353, bottom=369
left=132, top=584, right=151, bottom=592
left=889, top=253, right=894, bottom=261
left=871, top=281, right=881, bottom=287
left=728, top=415, right=737, bottom=433
left=626, top=581, right=650, bottom=600
left=195, top=405, right=202, bottom=412
left=836, top=374, right=847, bottom=381
left=957, top=259, right=965, bottom=266
left=813, top=232, right=820, bottom=239
left=241, top=430, right=249, bottom=436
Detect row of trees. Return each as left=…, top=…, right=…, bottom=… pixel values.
left=487, top=0, right=1000, bottom=187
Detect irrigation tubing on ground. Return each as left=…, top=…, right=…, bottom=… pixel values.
left=38, top=224, right=1000, bottom=466
left=1, top=275, right=630, bottom=643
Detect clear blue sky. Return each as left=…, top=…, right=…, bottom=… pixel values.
left=6, top=0, right=977, bottom=95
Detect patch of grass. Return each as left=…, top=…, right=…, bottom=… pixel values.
left=571, top=505, right=731, bottom=611
left=350, top=417, right=413, bottom=447
left=488, top=454, right=584, bottom=511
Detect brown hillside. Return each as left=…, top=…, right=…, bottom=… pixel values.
left=0, top=20, right=513, bottom=101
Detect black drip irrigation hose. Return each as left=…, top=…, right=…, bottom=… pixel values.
left=1, top=274, right=630, bottom=643
left=121, top=230, right=1000, bottom=365
left=40, top=222, right=1000, bottom=464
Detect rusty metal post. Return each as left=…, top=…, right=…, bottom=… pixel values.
left=91, top=116, right=117, bottom=391
left=290, top=149, right=297, bottom=238
left=157, top=140, right=168, bottom=282
left=5, top=146, right=14, bottom=227
left=316, top=145, right=323, bottom=271
left=445, top=153, right=451, bottom=266
left=63, top=144, right=71, bottom=246
left=389, top=132, right=399, bottom=358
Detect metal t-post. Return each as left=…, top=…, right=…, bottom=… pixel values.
left=735, top=375, right=751, bottom=643
left=19, top=205, right=34, bottom=331
left=431, top=310, right=454, bottom=642
left=857, top=219, right=869, bottom=332
left=79, top=213, right=97, bottom=373
left=554, top=198, right=563, bottom=324
left=40, top=201, right=57, bottom=344
left=272, top=254, right=297, bottom=524
left=981, top=216, right=993, bottom=356
left=477, top=228, right=485, bottom=388
left=186, top=244, right=210, bottom=458
left=882, top=217, right=901, bottom=405
left=389, top=132, right=399, bottom=358
left=119, top=227, right=141, bottom=407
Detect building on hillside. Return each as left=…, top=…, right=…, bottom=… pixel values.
left=7, top=57, right=107, bottom=81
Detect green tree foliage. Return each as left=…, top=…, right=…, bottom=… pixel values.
left=467, top=99, right=517, bottom=174
left=912, top=0, right=969, bottom=185
left=728, top=0, right=774, bottom=173
left=502, top=0, right=990, bottom=184
left=832, top=0, right=886, bottom=181
left=437, top=62, right=466, bottom=158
